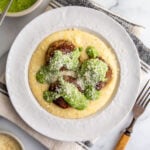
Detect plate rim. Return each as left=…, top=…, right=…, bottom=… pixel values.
left=6, top=6, right=140, bottom=141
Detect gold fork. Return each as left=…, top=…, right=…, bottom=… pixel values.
left=115, top=79, right=150, bottom=150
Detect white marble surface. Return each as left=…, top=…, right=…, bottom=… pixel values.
left=93, top=0, right=150, bottom=48
left=91, top=72, right=150, bottom=150
left=0, top=0, right=150, bottom=150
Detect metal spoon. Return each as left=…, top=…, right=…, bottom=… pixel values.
left=0, top=0, right=14, bottom=26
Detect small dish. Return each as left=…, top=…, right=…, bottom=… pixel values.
left=0, top=0, right=43, bottom=17
left=0, top=130, right=24, bottom=150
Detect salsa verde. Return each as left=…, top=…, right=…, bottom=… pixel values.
left=0, top=0, right=37, bottom=12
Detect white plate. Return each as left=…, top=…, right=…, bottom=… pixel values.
left=6, top=6, right=140, bottom=141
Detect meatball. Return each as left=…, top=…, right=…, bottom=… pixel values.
left=53, top=97, right=69, bottom=109
left=46, top=40, right=75, bottom=63
left=95, top=59, right=112, bottom=90
left=63, top=75, right=83, bottom=92
left=49, top=75, right=83, bottom=109
left=49, top=81, right=69, bottom=109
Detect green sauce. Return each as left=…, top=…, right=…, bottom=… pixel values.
left=86, top=46, right=99, bottom=58
left=0, top=0, right=37, bottom=13
left=84, top=86, right=100, bottom=100
left=78, top=58, right=108, bottom=100
left=36, top=46, right=109, bottom=110
left=43, top=78, right=88, bottom=110
left=79, top=58, right=108, bottom=85
left=43, top=91, right=60, bottom=103
left=36, top=48, right=81, bottom=84
left=60, top=78, right=88, bottom=110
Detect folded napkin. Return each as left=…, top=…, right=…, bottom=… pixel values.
left=0, top=74, right=85, bottom=150
left=0, top=0, right=150, bottom=150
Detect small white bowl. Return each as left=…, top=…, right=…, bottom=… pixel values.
left=3, top=0, right=43, bottom=17
left=0, top=131, right=24, bottom=150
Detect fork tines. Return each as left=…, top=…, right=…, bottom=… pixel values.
left=136, top=79, right=150, bottom=108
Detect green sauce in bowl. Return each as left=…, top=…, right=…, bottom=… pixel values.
left=0, top=0, right=37, bottom=13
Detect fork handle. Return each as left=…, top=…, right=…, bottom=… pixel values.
left=115, top=118, right=136, bottom=150
left=115, top=132, right=130, bottom=150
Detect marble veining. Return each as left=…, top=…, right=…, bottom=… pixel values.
left=93, top=0, right=150, bottom=49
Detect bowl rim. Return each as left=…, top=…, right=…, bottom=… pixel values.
left=0, top=130, right=24, bottom=149
left=6, top=6, right=140, bottom=141
left=0, top=0, right=43, bottom=17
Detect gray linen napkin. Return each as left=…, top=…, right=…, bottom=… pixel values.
left=54, top=0, right=150, bottom=65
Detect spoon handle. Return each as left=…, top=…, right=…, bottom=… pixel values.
left=0, top=0, right=14, bottom=26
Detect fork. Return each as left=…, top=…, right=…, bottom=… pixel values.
left=115, top=79, right=150, bottom=150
